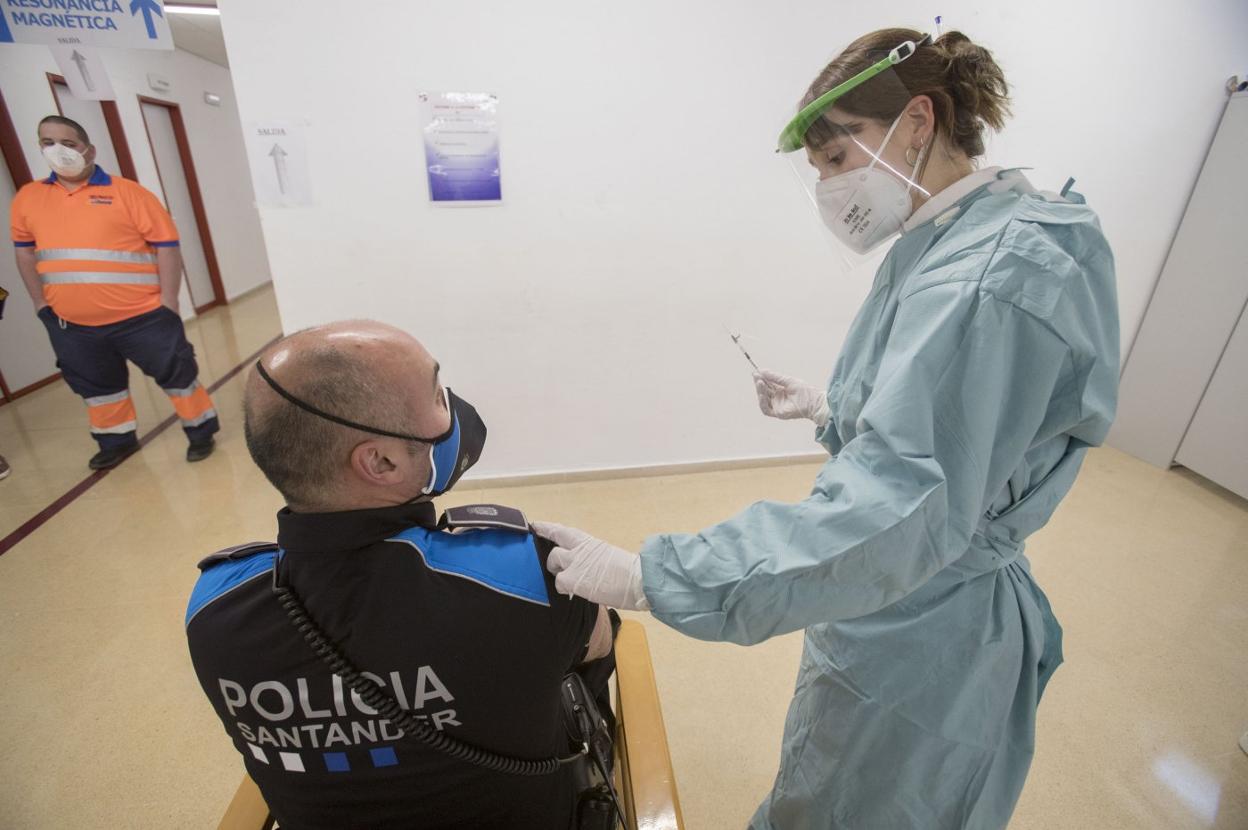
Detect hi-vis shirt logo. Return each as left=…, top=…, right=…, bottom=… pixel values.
left=220, top=666, right=460, bottom=773
left=88, top=196, right=113, bottom=205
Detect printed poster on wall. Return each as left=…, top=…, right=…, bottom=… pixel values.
left=418, top=92, right=501, bottom=205
left=243, top=120, right=314, bottom=208
left=49, top=45, right=115, bottom=101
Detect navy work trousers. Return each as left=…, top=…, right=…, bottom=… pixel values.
left=39, top=305, right=220, bottom=450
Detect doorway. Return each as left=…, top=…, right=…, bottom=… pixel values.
left=0, top=87, right=60, bottom=405
left=138, top=97, right=225, bottom=312
left=46, top=73, right=138, bottom=181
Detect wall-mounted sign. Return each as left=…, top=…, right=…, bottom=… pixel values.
left=49, top=45, right=115, bottom=101
left=244, top=120, right=314, bottom=208
left=1, top=0, right=173, bottom=50
left=418, top=91, right=502, bottom=205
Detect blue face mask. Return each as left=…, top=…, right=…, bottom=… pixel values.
left=254, top=362, right=487, bottom=497
left=420, top=387, right=487, bottom=496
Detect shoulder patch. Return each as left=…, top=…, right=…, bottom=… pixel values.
left=186, top=547, right=279, bottom=627
left=197, top=541, right=280, bottom=571
left=388, top=526, right=549, bottom=606
left=440, top=504, right=529, bottom=533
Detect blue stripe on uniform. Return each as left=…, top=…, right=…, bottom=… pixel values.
left=387, top=526, right=549, bottom=606
left=185, top=551, right=278, bottom=626
left=148, top=240, right=180, bottom=248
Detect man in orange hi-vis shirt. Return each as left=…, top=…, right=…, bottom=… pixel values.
left=10, top=116, right=218, bottom=469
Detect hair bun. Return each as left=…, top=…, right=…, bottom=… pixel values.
left=934, top=31, right=1010, bottom=133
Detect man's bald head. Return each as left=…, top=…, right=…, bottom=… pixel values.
left=243, top=320, right=449, bottom=509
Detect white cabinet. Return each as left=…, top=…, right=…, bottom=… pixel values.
left=1109, top=90, right=1248, bottom=497
left=1175, top=308, right=1248, bottom=498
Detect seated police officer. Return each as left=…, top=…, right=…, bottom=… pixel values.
left=186, top=320, right=614, bottom=829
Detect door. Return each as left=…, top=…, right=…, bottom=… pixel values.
left=0, top=88, right=60, bottom=403
left=1108, top=93, right=1248, bottom=468
left=47, top=74, right=138, bottom=181
left=1175, top=300, right=1248, bottom=499
left=139, top=98, right=224, bottom=311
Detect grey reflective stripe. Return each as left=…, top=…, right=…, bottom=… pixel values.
left=182, top=408, right=218, bottom=428
left=40, top=272, right=160, bottom=285
left=90, top=421, right=137, bottom=435
left=164, top=382, right=201, bottom=398
left=85, top=390, right=131, bottom=407
left=37, top=248, right=156, bottom=265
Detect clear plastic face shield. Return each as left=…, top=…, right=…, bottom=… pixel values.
left=779, top=37, right=932, bottom=270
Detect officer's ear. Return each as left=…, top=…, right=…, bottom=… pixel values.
left=349, top=439, right=404, bottom=486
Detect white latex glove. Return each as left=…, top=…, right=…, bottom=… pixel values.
left=753, top=369, right=830, bottom=427
left=531, top=521, right=651, bottom=611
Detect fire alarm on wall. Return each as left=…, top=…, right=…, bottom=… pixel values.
left=204, top=92, right=222, bottom=107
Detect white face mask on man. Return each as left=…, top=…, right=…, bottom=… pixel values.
left=42, top=143, right=89, bottom=178
left=814, top=114, right=929, bottom=255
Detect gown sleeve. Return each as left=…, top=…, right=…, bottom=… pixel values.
left=638, top=280, right=1075, bottom=645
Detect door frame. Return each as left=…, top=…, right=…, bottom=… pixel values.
left=0, top=87, right=31, bottom=191
left=137, top=95, right=226, bottom=312
left=46, top=73, right=139, bottom=181
left=0, top=87, right=62, bottom=406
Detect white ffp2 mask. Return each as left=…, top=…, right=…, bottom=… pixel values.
left=814, top=115, right=927, bottom=255
left=42, top=144, right=88, bottom=178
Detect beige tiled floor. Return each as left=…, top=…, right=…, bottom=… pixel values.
left=0, top=285, right=1245, bottom=828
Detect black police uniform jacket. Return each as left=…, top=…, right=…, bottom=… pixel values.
left=185, top=501, right=600, bottom=829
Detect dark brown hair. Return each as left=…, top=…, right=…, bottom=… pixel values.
left=801, top=28, right=1010, bottom=158
left=244, top=339, right=422, bottom=507
left=38, top=115, right=90, bottom=145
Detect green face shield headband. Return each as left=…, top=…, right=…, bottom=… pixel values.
left=777, top=35, right=931, bottom=153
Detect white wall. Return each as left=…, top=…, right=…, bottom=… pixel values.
left=0, top=43, right=271, bottom=302
left=217, top=0, right=1248, bottom=478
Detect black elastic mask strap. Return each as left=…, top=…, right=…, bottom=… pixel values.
left=254, top=360, right=450, bottom=443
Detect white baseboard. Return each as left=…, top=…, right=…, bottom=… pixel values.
left=457, top=451, right=828, bottom=491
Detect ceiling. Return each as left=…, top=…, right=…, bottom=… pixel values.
left=166, top=2, right=228, bottom=68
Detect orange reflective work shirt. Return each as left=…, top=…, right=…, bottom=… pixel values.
left=10, top=167, right=179, bottom=326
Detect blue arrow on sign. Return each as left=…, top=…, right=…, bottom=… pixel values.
left=0, top=9, right=14, bottom=43
left=129, top=0, right=164, bottom=40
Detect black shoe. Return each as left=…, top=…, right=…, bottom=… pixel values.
left=88, top=443, right=139, bottom=470
left=187, top=438, right=215, bottom=462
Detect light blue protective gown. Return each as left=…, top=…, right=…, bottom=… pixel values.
left=639, top=169, right=1119, bottom=829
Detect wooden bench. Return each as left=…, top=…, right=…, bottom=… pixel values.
left=218, top=620, right=683, bottom=830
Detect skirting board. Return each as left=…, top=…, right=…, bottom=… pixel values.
left=227, top=280, right=276, bottom=304
left=456, top=452, right=829, bottom=491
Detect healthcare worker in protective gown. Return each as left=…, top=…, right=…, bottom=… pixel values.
left=535, top=27, right=1119, bottom=830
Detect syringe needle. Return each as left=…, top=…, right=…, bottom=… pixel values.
left=725, top=327, right=760, bottom=371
